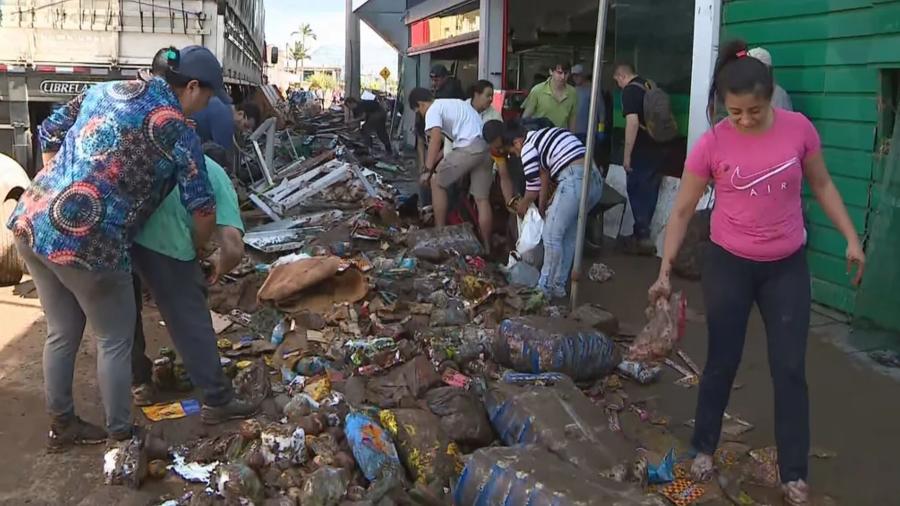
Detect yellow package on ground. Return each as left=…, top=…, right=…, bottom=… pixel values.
left=141, top=399, right=201, bottom=422
left=379, top=408, right=461, bottom=485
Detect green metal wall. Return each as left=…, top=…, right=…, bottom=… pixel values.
left=723, top=0, right=900, bottom=320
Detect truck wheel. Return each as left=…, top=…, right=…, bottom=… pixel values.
left=0, top=199, right=23, bottom=286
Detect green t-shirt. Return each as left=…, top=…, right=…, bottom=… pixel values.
left=135, top=156, right=244, bottom=261
left=522, top=78, right=578, bottom=128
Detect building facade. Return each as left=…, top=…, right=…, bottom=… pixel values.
left=354, top=0, right=900, bottom=331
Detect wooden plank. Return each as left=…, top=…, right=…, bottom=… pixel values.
left=807, top=223, right=850, bottom=257
left=803, top=197, right=868, bottom=231
left=748, top=35, right=876, bottom=69
left=792, top=94, right=877, bottom=122
left=807, top=250, right=855, bottom=288
left=869, top=34, right=900, bottom=62
left=726, top=10, right=877, bottom=44
left=813, top=120, right=875, bottom=151
left=724, top=0, right=870, bottom=24
left=801, top=174, right=871, bottom=207
left=778, top=67, right=878, bottom=94
left=811, top=277, right=857, bottom=314
left=822, top=147, right=873, bottom=180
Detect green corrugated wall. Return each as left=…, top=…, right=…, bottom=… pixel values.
left=723, top=0, right=900, bottom=317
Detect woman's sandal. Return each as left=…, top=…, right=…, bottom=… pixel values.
left=782, top=480, right=810, bottom=505
left=690, top=453, right=715, bottom=482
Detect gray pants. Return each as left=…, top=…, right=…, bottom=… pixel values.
left=15, top=238, right=134, bottom=435
left=131, top=245, right=232, bottom=406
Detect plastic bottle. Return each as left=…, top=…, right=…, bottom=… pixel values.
left=270, top=320, right=286, bottom=346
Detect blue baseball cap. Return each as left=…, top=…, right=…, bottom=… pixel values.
left=177, top=45, right=231, bottom=104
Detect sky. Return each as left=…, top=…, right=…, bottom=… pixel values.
left=265, top=0, right=398, bottom=77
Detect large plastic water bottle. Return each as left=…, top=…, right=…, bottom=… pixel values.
left=270, top=320, right=286, bottom=346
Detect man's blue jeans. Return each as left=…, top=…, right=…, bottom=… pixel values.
left=626, top=150, right=663, bottom=239
left=539, top=162, right=603, bottom=296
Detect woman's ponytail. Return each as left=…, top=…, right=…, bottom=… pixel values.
left=707, top=39, right=774, bottom=123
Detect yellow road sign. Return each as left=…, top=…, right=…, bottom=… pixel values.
left=379, top=67, right=391, bottom=80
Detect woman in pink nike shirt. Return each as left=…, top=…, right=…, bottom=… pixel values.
left=649, top=40, right=865, bottom=505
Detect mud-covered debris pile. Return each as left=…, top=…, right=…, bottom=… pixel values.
left=126, top=101, right=771, bottom=506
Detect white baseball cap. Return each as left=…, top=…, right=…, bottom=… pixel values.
left=571, top=64, right=586, bottom=75
left=748, top=47, right=772, bottom=67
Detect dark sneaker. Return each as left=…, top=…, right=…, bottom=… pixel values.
left=47, top=416, right=107, bottom=453
left=623, top=236, right=656, bottom=256
left=201, top=398, right=260, bottom=425
left=131, top=383, right=157, bottom=407
left=108, top=427, right=136, bottom=442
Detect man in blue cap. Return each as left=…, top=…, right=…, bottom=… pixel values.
left=149, top=48, right=262, bottom=151
left=7, top=45, right=227, bottom=449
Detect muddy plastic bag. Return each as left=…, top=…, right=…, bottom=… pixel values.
left=484, top=378, right=634, bottom=473
left=493, top=316, right=620, bottom=381
left=215, top=463, right=264, bottom=504
left=425, top=387, right=494, bottom=448
left=103, top=435, right=147, bottom=488
left=300, top=466, right=350, bottom=506
left=366, top=355, right=441, bottom=408
left=626, top=292, right=687, bottom=363
left=344, top=412, right=404, bottom=482
left=454, top=446, right=661, bottom=506
left=379, top=408, right=462, bottom=485
left=410, top=223, right=484, bottom=256
left=260, top=423, right=306, bottom=465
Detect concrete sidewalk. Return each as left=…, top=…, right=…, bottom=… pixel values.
left=581, top=252, right=900, bottom=506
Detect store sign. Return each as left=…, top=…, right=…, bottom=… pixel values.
left=410, top=9, right=480, bottom=48
left=39, top=80, right=95, bottom=95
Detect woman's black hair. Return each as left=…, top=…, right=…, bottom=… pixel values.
left=469, top=79, right=494, bottom=100
left=707, top=39, right=774, bottom=123
left=500, top=119, right=527, bottom=146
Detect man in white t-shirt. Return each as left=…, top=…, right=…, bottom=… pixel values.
left=408, top=87, right=494, bottom=253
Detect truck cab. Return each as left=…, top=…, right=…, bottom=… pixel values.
left=0, top=0, right=267, bottom=174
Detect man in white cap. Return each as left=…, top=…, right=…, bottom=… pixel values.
left=748, top=47, right=793, bottom=111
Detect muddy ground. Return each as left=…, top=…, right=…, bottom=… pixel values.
left=0, top=252, right=898, bottom=505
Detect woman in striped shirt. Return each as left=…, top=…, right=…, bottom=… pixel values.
left=484, top=120, right=604, bottom=297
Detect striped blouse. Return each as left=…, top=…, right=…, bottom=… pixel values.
left=520, top=127, right=586, bottom=192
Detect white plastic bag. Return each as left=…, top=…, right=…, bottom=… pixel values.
left=516, top=205, right=544, bottom=256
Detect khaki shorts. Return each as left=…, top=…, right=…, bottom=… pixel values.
left=434, top=139, right=493, bottom=200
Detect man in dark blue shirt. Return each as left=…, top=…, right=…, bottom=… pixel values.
left=151, top=49, right=261, bottom=150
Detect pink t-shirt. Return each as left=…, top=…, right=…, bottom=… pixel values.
left=685, top=109, right=822, bottom=261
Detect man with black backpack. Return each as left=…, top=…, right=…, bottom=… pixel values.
left=614, top=62, right=678, bottom=254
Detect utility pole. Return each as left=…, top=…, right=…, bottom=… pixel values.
left=344, top=0, right=361, bottom=99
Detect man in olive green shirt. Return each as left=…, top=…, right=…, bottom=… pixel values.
left=522, top=61, right=578, bottom=130
left=130, top=148, right=257, bottom=424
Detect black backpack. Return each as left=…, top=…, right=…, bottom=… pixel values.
left=627, top=80, right=679, bottom=143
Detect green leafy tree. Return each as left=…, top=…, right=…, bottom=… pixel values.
left=308, top=72, right=337, bottom=92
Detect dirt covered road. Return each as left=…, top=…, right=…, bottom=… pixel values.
left=0, top=253, right=898, bottom=505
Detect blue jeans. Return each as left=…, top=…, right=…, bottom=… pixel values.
left=539, top=162, right=604, bottom=296
left=131, top=245, right=233, bottom=406
left=626, top=150, right=662, bottom=239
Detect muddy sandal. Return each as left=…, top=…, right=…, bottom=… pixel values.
left=782, top=480, right=810, bottom=505
left=690, top=453, right=715, bottom=482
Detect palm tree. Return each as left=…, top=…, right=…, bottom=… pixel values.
left=291, top=23, right=317, bottom=81
left=290, top=41, right=310, bottom=75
